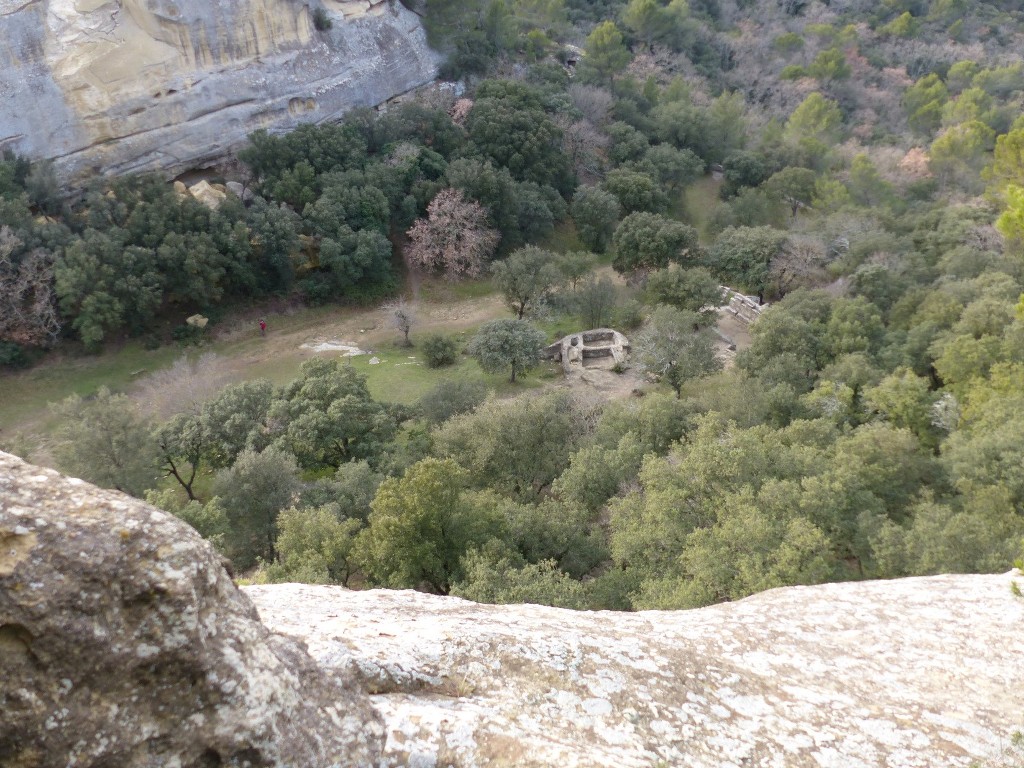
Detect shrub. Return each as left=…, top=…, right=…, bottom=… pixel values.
left=421, top=334, right=459, bottom=368
left=312, top=7, right=332, bottom=31
left=418, top=379, right=488, bottom=425
left=172, top=324, right=205, bottom=346
left=0, top=341, right=28, bottom=369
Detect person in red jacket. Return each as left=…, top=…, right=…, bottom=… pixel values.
left=259, top=318, right=267, bottom=337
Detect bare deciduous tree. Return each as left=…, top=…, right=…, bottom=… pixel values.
left=133, top=352, right=233, bottom=421
left=0, top=226, right=61, bottom=347
left=383, top=297, right=417, bottom=346
left=568, top=84, right=614, bottom=125
left=770, top=235, right=828, bottom=296
left=559, top=117, right=609, bottom=179
left=405, top=189, right=500, bottom=280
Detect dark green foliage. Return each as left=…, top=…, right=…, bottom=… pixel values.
left=612, top=212, right=699, bottom=274
left=467, top=318, right=547, bottom=382
left=571, top=186, right=621, bottom=253
left=466, top=80, right=574, bottom=193
left=705, top=225, right=788, bottom=302
left=0, top=341, right=28, bottom=369
left=269, top=358, right=398, bottom=469
left=418, top=379, right=489, bottom=425
left=631, top=144, right=705, bottom=193
left=603, top=168, right=668, bottom=214
left=445, top=158, right=564, bottom=250
left=239, top=123, right=368, bottom=187
left=302, top=227, right=394, bottom=303
left=421, top=334, right=461, bottom=368
left=606, top=121, right=650, bottom=166
left=200, top=379, right=276, bottom=468
left=312, top=6, right=332, bottom=30
left=55, top=229, right=162, bottom=348
left=721, top=151, right=774, bottom=198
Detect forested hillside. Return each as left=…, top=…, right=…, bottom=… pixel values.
left=4, top=0, right=1023, bottom=610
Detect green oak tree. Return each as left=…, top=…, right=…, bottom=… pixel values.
left=467, top=318, right=547, bottom=382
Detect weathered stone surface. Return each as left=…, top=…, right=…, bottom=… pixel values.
left=3, top=449, right=1022, bottom=767
left=247, top=577, right=1024, bottom=768
left=188, top=179, right=226, bottom=209
left=0, top=451, right=385, bottom=767
left=0, top=0, right=440, bottom=180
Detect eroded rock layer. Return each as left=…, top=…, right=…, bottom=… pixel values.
left=0, top=451, right=384, bottom=767
left=0, top=0, right=440, bottom=179
left=246, top=579, right=1024, bottom=768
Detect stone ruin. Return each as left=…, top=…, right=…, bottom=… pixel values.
left=723, top=288, right=766, bottom=325
left=543, top=329, right=630, bottom=375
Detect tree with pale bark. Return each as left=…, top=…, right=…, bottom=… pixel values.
left=0, top=226, right=60, bottom=347
left=383, top=297, right=417, bottom=346
left=405, top=189, right=500, bottom=280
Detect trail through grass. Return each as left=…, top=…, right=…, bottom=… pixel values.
left=0, top=279, right=515, bottom=447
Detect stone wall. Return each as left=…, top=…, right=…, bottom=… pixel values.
left=0, top=0, right=441, bottom=180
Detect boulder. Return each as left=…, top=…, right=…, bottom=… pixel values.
left=246, top=578, right=1024, bottom=767
left=225, top=181, right=252, bottom=201
left=0, top=452, right=384, bottom=767
left=188, top=180, right=227, bottom=210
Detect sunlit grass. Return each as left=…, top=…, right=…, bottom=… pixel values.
left=683, top=174, right=725, bottom=244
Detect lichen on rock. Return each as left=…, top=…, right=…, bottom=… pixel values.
left=246, top=577, right=1024, bottom=768
left=2, top=449, right=1023, bottom=767
left=0, top=451, right=384, bottom=767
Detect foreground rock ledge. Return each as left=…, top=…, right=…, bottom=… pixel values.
left=246, top=576, right=1024, bottom=768
left=0, top=452, right=383, bottom=767
left=2, top=451, right=1022, bottom=767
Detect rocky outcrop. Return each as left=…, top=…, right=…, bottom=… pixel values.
left=0, top=0, right=441, bottom=180
left=246, top=579, right=1024, bottom=768
left=2, top=449, right=1023, bottom=767
left=0, top=451, right=384, bottom=767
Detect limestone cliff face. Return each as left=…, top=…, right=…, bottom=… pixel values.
left=2, top=449, right=1023, bottom=768
left=0, top=0, right=440, bottom=180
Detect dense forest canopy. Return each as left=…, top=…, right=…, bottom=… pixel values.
left=4, top=0, right=1024, bottom=610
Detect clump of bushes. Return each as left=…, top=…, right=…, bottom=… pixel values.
left=421, top=334, right=459, bottom=368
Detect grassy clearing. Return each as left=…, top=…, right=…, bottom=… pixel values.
left=0, top=275, right=557, bottom=445
left=541, top=219, right=584, bottom=254
left=683, top=175, right=725, bottom=244
left=340, top=342, right=549, bottom=404
left=0, top=343, right=185, bottom=434
left=417, top=274, right=496, bottom=303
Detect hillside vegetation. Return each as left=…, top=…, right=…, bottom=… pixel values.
left=3, top=0, right=1024, bottom=610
